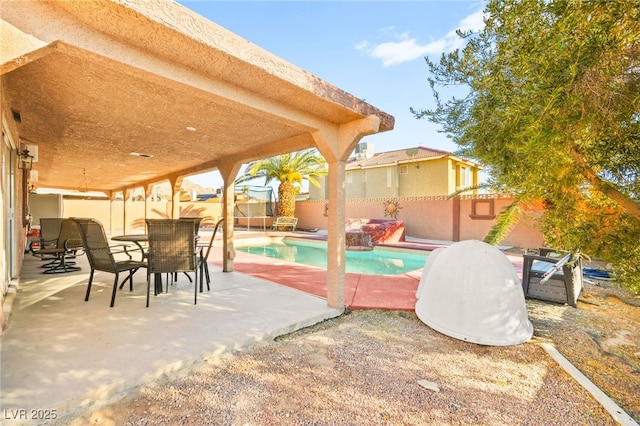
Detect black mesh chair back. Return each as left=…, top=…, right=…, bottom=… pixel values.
left=32, top=218, right=83, bottom=273
left=58, top=218, right=84, bottom=253
left=177, top=217, right=203, bottom=283
left=146, top=219, right=198, bottom=306
left=32, top=218, right=64, bottom=266
left=74, top=218, right=146, bottom=307
left=75, top=218, right=117, bottom=273
left=180, top=217, right=203, bottom=236
left=39, top=218, right=64, bottom=249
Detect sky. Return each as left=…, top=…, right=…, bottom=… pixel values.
left=176, top=1, right=486, bottom=188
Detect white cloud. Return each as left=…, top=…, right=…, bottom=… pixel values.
left=369, top=38, right=447, bottom=67
left=360, top=9, right=485, bottom=67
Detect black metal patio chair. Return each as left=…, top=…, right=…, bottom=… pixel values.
left=32, top=218, right=84, bottom=274
left=197, top=217, right=224, bottom=290
left=176, top=217, right=203, bottom=284
left=146, top=219, right=199, bottom=307
left=73, top=218, right=147, bottom=307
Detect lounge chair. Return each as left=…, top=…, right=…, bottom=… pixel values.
left=272, top=216, right=297, bottom=231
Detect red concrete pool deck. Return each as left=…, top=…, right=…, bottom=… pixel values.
left=211, top=239, right=525, bottom=311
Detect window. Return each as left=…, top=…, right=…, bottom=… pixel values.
left=346, top=172, right=352, bottom=183
left=460, top=166, right=468, bottom=187
left=387, top=167, right=393, bottom=187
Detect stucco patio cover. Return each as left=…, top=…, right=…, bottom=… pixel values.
left=415, top=240, right=533, bottom=346
left=1, top=0, right=394, bottom=194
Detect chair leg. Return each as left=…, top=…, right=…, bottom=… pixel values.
left=118, top=268, right=138, bottom=291
left=130, top=269, right=135, bottom=292
left=197, top=257, right=210, bottom=292
left=194, top=267, right=198, bottom=305
left=85, top=269, right=95, bottom=301
left=200, top=263, right=204, bottom=293
left=164, top=273, right=173, bottom=293
left=110, top=273, right=120, bottom=307
left=146, top=272, right=151, bottom=308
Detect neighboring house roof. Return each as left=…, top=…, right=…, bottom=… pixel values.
left=346, top=146, right=482, bottom=169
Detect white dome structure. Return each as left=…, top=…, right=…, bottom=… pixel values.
left=416, top=247, right=445, bottom=300
left=415, top=240, right=533, bottom=346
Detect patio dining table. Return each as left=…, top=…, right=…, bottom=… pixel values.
left=111, top=233, right=204, bottom=294
left=111, top=233, right=147, bottom=260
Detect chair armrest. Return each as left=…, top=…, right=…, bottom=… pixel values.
left=64, top=238, right=84, bottom=250
left=108, top=244, right=144, bottom=255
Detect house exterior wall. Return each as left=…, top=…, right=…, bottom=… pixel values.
left=452, top=160, right=479, bottom=193
left=1, top=115, right=30, bottom=332
left=346, top=170, right=366, bottom=198
left=398, top=158, right=451, bottom=197
left=312, top=156, right=481, bottom=201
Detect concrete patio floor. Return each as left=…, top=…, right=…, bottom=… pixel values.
left=1, top=231, right=526, bottom=424
left=1, top=248, right=341, bottom=425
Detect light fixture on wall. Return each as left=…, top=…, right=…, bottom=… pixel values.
left=18, top=148, right=34, bottom=170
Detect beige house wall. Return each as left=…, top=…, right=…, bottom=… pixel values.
left=367, top=167, right=397, bottom=199
left=309, top=178, right=328, bottom=200
left=344, top=167, right=399, bottom=199
left=398, top=158, right=451, bottom=197
left=345, top=170, right=366, bottom=198
left=313, top=157, right=481, bottom=201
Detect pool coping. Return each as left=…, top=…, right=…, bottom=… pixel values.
left=211, top=233, right=434, bottom=311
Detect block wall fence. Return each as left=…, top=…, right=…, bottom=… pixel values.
left=59, top=194, right=544, bottom=249
left=295, top=195, right=544, bottom=249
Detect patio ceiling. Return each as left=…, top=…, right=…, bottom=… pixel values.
left=1, top=0, right=393, bottom=195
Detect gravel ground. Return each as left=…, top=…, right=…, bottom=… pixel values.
left=61, top=280, right=639, bottom=426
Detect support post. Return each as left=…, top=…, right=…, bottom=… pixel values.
left=219, top=163, right=241, bottom=272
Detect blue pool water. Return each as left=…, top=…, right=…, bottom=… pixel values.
left=236, top=239, right=428, bottom=275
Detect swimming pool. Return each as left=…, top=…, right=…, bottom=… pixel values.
left=236, top=238, right=428, bottom=275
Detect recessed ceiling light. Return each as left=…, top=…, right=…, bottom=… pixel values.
left=130, top=152, right=154, bottom=158
left=186, top=126, right=197, bottom=132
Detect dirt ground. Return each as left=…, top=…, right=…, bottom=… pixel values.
left=527, top=280, right=640, bottom=422
left=60, top=279, right=640, bottom=426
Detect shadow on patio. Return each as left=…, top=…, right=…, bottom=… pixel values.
left=1, top=250, right=341, bottom=424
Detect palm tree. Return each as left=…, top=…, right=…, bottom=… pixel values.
left=236, top=149, right=327, bottom=218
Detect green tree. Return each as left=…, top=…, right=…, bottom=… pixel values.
left=414, top=0, right=640, bottom=292
left=236, top=149, right=327, bottom=218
